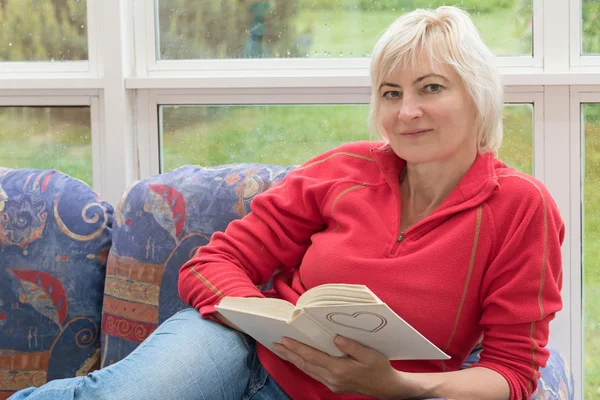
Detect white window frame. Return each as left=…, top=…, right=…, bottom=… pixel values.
left=568, top=87, right=600, bottom=400
left=0, top=0, right=100, bottom=77
left=0, top=90, right=102, bottom=191
left=0, top=0, right=595, bottom=398
left=570, top=0, right=600, bottom=68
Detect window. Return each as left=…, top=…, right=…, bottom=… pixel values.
left=0, top=0, right=88, bottom=62
left=159, top=104, right=370, bottom=170
left=499, top=103, right=533, bottom=175
left=159, top=103, right=533, bottom=172
left=582, top=0, right=600, bottom=55
left=0, top=107, right=92, bottom=184
left=583, top=103, right=600, bottom=397
left=156, top=0, right=533, bottom=60
left=1, top=0, right=597, bottom=396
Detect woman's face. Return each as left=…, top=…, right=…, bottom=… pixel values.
left=378, top=57, right=479, bottom=165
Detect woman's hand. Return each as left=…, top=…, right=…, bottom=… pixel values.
left=272, top=336, right=409, bottom=399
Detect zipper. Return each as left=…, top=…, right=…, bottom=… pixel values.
left=391, top=172, right=405, bottom=255
left=391, top=232, right=404, bottom=254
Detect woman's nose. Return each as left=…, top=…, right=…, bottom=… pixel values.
left=397, top=95, right=424, bottom=121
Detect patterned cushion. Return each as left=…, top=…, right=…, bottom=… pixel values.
left=100, top=164, right=293, bottom=366
left=0, top=168, right=113, bottom=400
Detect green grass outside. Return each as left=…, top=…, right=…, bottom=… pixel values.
left=584, top=106, right=600, bottom=400
left=294, top=9, right=529, bottom=57
left=0, top=108, right=92, bottom=184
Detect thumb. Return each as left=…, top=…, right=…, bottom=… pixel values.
left=334, top=336, right=381, bottom=365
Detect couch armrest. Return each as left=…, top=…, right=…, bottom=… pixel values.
left=459, top=346, right=574, bottom=399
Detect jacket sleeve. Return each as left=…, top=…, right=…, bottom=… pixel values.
left=178, top=154, right=337, bottom=318
left=475, top=178, right=565, bottom=400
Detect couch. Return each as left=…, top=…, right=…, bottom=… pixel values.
left=0, top=164, right=575, bottom=399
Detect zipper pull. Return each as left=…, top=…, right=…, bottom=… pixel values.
left=397, top=232, right=405, bottom=243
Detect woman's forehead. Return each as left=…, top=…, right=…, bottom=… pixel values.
left=382, top=58, right=454, bottom=82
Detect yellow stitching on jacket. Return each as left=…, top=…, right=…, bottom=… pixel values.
left=190, top=267, right=224, bottom=298
left=329, top=184, right=369, bottom=232
left=295, top=152, right=374, bottom=171
left=497, top=174, right=548, bottom=319
left=498, top=174, right=550, bottom=395
left=444, top=206, right=482, bottom=355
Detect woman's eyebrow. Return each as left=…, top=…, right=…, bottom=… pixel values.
left=379, top=73, right=450, bottom=89
left=414, top=73, right=450, bottom=83
left=379, top=82, right=400, bottom=90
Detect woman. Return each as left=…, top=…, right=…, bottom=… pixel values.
left=11, top=6, right=563, bottom=400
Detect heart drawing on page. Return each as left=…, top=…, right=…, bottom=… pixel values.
left=326, top=312, right=388, bottom=333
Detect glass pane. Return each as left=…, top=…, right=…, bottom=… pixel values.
left=499, top=104, right=533, bottom=175
left=0, top=0, right=88, bottom=62
left=159, top=105, right=371, bottom=170
left=159, top=103, right=532, bottom=173
left=156, top=0, right=532, bottom=60
left=583, top=103, right=600, bottom=399
left=582, top=0, right=600, bottom=55
left=0, top=107, right=92, bottom=185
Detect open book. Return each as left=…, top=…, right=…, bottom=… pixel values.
left=215, top=284, right=449, bottom=360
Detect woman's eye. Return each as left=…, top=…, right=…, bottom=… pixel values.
left=383, top=91, right=401, bottom=99
left=424, top=84, right=443, bottom=94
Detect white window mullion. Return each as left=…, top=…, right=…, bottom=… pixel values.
left=86, top=0, right=100, bottom=76
left=570, top=0, right=583, bottom=66
left=542, top=85, right=575, bottom=377
left=97, top=0, right=137, bottom=207
left=544, top=0, right=571, bottom=72
left=532, top=0, right=545, bottom=68
left=132, top=0, right=151, bottom=78
left=91, top=96, right=103, bottom=194
left=143, top=0, right=159, bottom=75
left=569, top=87, right=585, bottom=400
left=135, top=89, right=157, bottom=180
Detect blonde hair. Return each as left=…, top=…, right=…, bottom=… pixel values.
left=369, top=6, right=504, bottom=153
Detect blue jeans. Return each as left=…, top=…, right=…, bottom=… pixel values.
left=9, top=309, right=290, bottom=400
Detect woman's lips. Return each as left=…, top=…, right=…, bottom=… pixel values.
left=400, top=129, right=433, bottom=137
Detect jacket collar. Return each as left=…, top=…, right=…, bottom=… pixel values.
left=370, top=142, right=500, bottom=211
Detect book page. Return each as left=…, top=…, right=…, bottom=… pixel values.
left=296, top=284, right=381, bottom=309
left=214, top=307, right=329, bottom=355
left=216, top=297, right=295, bottom=320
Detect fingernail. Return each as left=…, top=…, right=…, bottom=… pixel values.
left=335, top=336, right=346, bottom=345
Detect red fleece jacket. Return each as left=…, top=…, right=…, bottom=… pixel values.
left=178, top=141, right=564, bottom=400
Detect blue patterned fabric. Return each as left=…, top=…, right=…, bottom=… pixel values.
left=0, top=168, right=113, bottom=398
left=100, top=164, right=293, bottom=366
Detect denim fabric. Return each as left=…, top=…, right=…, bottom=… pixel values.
left=9, top=309, right=289, bottom=400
